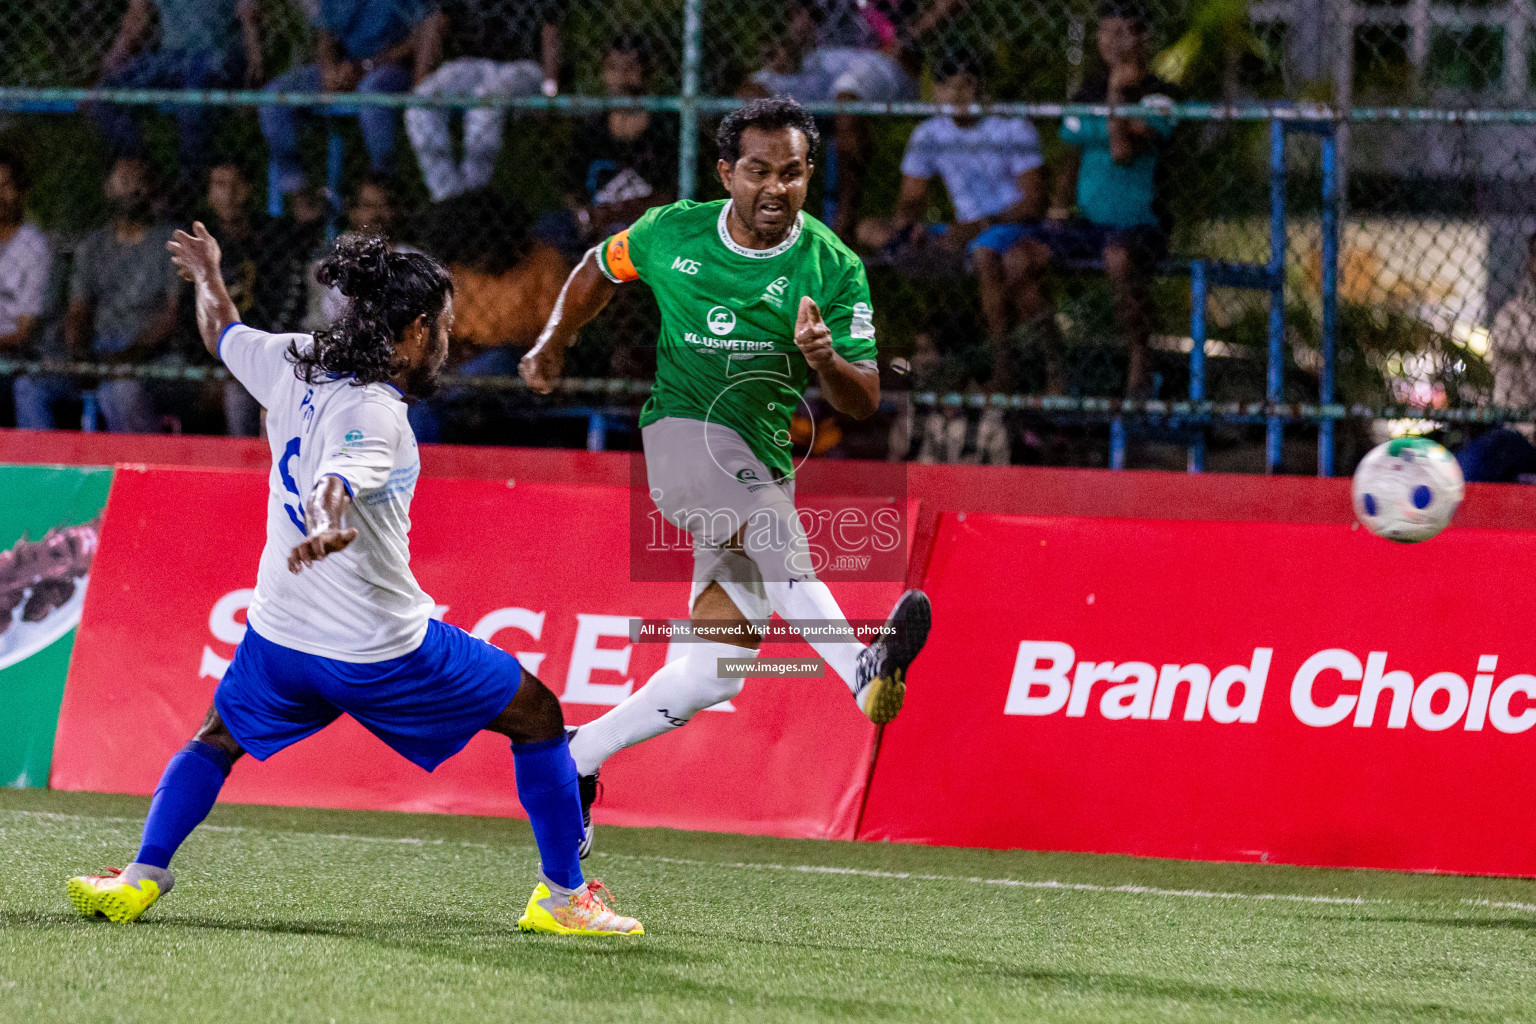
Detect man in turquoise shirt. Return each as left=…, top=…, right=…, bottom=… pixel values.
left=1008, top=1, right=1177, bottom=398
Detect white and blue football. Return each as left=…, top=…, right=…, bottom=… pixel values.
left=1352, top=437, right=1464, bottom=543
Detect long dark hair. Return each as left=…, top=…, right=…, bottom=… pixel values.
left=290, top=234, right=453, bottom=386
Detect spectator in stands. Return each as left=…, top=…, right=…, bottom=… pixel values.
left=92, top=0, right=264, bottom=191
left=260, top=0, right=432, bottom=201
left=0, top=151, right=50, bottom=360
left=406, top=0, right=565, bottom=203
left=1458, top=232, right=1536, bottom=483
left=742, top=0, right=967, bottom=239
left=205, top=162, right=290, bottom=330
left=203, top=161, right=302, bottom=436
left=855, top=52, right=1045, bottom=388
left=564, top=35, right=677, bottom=244
left=917, top=402, right=1010, bottom=465
left=262, top=187, right=330, bottom=338
left=304, top=174, right=417, bottom=331
left=18, top=157, right=181, bottom=433
left=1013, top=0, right=1177, bottom=398
left=410, top=188, right=568, bottom=442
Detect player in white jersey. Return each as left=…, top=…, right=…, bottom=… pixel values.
left=66, top=225, right=641, bottom=936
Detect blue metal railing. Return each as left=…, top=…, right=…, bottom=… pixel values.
left=5, top=87, right=1536, bottom=123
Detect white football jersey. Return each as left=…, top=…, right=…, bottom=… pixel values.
left=220, top=323, right=433, bottom=662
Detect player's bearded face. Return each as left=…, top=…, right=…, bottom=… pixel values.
left=400, top=296, right=453, bottom=399
left=720, top=127, right=812, bottom=247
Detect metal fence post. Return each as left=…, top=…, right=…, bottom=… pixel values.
left=325, top=129, right=345, bottom=244
left=1188, top=259, right=1208, bottom=474
left=1266, top=118, right=1286, bottom=474
left=1319, top=124, right=1340, bottom=477
left=678, top=0, right=704, bottom=201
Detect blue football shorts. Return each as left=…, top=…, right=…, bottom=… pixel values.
left=214, top=619, right=523, bottom=772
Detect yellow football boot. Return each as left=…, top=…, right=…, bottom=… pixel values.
left=854, top=590, right=933, bottom=724
left=518, top=879, right=643, bottom=936
left=67, top=867, right=168, bottom=923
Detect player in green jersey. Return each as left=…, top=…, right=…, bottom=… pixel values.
left=522, top=98, right=931, bottom=856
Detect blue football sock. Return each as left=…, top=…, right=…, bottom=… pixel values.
left=511, top=734, right=585, bottom=892
left=135, top=740, right=233, bottom=869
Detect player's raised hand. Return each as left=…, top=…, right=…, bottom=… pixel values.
left=167, top=221, right=222, bottom=285
left=519, top=340, right=567, bottom=395
left=287, top=527, right=358, bottom=574
left=794, top=296, right=836, bottom=372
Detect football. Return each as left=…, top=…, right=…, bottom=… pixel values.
left=1352, top=437, right=1465, bottom=543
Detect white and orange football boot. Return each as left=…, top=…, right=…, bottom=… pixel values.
left=518, top=877, right=643, bottom=936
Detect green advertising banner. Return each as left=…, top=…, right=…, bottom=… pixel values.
left=1, top=465, right=113, bottom=788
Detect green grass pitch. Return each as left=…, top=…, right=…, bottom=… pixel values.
left=4, top=788, right=1536, bottom=1023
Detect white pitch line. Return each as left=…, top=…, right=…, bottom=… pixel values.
left=1464, top=898, right=1536, bottom=913
left=5, top=807, right=1525, bottom=912
left=593, top=852, right=1371, bottom=906
left=0, top=808, right=498, bottom=849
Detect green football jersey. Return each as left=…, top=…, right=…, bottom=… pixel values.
left=596, top=199, right=878, bottom=479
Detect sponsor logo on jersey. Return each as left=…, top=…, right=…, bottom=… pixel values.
left=735, top=467, right=770, bottom=492
left=683, top=332, right=775, bottom=351
left=851, top=302, right=876, bottom=340
left=760, top=275, right=790, bottom=308
left=671, top=257, right=701, bottom=275
left=707, top=306, right=737, bottom=336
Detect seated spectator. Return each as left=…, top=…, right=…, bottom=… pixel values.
left=0, top=151, right=50, bottom=362
left=406, top=0, right=565, bottom=203
left=410, top=188, right=569, bottom=442
left=304, top=174, right=419, bottom=331
left=564, top=35, right=677, bottom=244
left=917, top=403, right=1009, bottom=465
left=202, top=161, right=310, bottom=436
left=742, top=0, right=966, bottom=238
left=1458, top=232, right=1536, bottom=483
left=884, top=318, right=1010, bottom=465
left=1011, top=0, right=1176, bottom=398
left=856, top=53, right=1044, bottom=387
left=17, top=157, right=181, bottom=433
left=92, top=0, right=263, bottom=192
left=261, top=0, right=431, bottom=200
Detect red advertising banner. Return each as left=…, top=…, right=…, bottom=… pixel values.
left=860, top=511, right=1536, bottom=876
left=53, top=466, right=903, bottom=840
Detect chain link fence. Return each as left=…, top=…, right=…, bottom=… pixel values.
left=0, top=0, right=1532, bottom=474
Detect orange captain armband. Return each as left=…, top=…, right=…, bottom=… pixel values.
left=600, top=229, right=640, bottom=283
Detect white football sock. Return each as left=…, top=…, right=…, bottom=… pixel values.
left=568, top=639, right=750, bottom=776
left=539, top=871, right=581, bottom=905
left=762, top=579, right=864, bottom=694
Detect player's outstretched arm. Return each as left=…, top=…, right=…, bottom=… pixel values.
left=795, top=297, right=879, bottom=420
left=288, top=475, right=358, bottom=574
left=520, top=247, right=617, bottom=395
left=166, top=221, right=240, bottom=360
